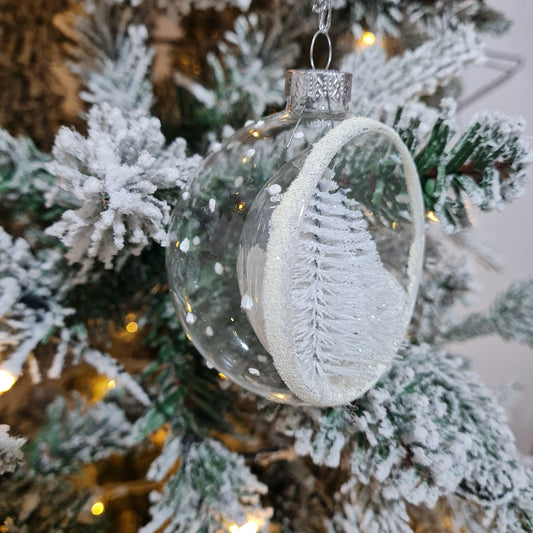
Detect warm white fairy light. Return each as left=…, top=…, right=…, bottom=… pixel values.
left=91, top=501, right=105, bottom=516
left=229, top=519, right=259, bottom=533
left=427, top=211, right=440, bottom=223
left=0, top=369, right=17, bottom=393
left=362, top=31, right=376, bottom=45
left=126, top=321, right=138, bottom=333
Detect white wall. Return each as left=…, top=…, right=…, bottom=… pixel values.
left=457, top=0, right=533, bottom=452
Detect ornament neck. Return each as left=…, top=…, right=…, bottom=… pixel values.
left=284, top=69, right=352, bottom=113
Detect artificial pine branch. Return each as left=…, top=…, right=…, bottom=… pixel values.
left=27, top=395, right=134, bottom=475
left=0, top=425, right=26, bottom=475
left=45, top=104, right=200, bottom=274
left=0, top=128, right=65, bottom=229
left=443, top=278, right=533, bottom=348
left=176, top=10, right=301, bottom=129
left=344, top=25, right=483, bottom=117
left=284, top=345, right=530, bottom=530
left=0, top=474, right=108, bottom=532
left=410, top=230, right=476, bottom=344
left=77, top=24, right=155, bottom=114
left=141, top=436, right=271, bottom=533
left=348, top=0, right=510, bottom=38
left=0, top=227, right=72, bottom=383
left=406, top=108, right=531, bottom=232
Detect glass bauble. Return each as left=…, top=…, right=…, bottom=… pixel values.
left=166, top=70, right=424, bottom=406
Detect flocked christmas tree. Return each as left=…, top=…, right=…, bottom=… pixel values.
left=0, top=0, right=532, bottom=531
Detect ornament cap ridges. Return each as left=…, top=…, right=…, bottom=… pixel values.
left=284, top=69, right=352, bottom=109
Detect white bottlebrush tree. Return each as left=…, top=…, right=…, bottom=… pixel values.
left=271, top=171, right=408, bottom=403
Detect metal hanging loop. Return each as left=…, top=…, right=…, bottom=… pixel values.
left=310, top=31, right=332, bottom=70
left=310, top=0, right=333, bottom=70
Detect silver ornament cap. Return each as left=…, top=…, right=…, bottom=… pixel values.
left=284, top=69, right=352, bottom=109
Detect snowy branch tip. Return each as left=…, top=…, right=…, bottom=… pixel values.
left=45, top=104, right=201, bottom=270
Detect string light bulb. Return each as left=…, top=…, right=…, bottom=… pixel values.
left=426, top=211, right=440, bottom=223
left=229, top=520, right=259, bottom=533
left=91, top=501, right=105, bottom=516
left=362, top=31, right=376, bottom=45
left=126, top=321, right=138, bottom=333
left=150, top=424, right=170, bottom=447
left=0, top=369, right=16, bottom=393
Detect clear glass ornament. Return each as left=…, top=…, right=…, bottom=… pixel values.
left=166, top=70, right=425, bottom=406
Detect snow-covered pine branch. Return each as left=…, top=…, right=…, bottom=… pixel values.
left=141, top=436, right=271, bottom=533
left=29, top=395, right=134, bottom=475
left=0, top=425, right=26, bottom=475
left=443, top=277, right=533, bottom=348
left=177, top=12, right=299, bottom=120
left=448, top=475, right=533, bottom=533
left=0, top=226, right=153, bottom=390
left=154, top=0, right=252, bottom=17
left=348, top=0, right=403, bottom=38
left=411, top=230, right=476, bottom=344
left=391, top=98, right=456, bottom=157
left=45, top=103, right=200, bottom=273
left=84, top=348, right=150, bottom=406
left=0, top=128, right=51, bottom=201
left=77, top=24, right=154, bottom=115
left=391, top=102, right=532, bottom=234
left=291, top=408, right=350, bottom=469
left=75, top=0, right=143, bottom=60
left=0, top=227, right=72, bottom=383
left=328, top=483, right=413, bottom=533
left=348, top=0, right=509, bottom=38
left=405, top=0, right=511, bottom=36
left=348, top=345, right=528, bottom=510
left=421, top=110, right=532, bottom=233
left=342, top=25, right=483, bottom=117
left=481, top=475, right=533, bottom=532
left=286, top=344, right=530, bottom=529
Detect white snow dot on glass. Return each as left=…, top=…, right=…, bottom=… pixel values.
left=166, top=70, right=425, bottom=406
